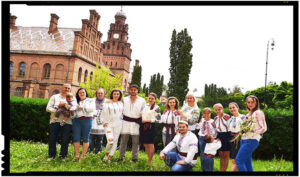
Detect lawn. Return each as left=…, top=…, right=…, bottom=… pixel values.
left=10, top=140, right=293, bottom=173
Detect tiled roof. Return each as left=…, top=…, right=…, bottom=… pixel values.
left=10, top=26, right=80, bottom=54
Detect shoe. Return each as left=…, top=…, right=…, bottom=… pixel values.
left=73, top=156, right=79, bottom=162
left=103, top=155, right=108, bottom=161
left=47, top=157, right=54, bottom=161
left=117, top=158, right=124, bottom=162
left=131, top=159, right=138, bottom=163
left=107, top=159, right=111, bottom=163
left=61, top=157, right=66, bottom=162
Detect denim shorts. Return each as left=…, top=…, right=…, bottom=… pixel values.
left=72, top=118, right=92, bottom=143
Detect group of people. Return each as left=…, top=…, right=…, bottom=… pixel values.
left=46, top=83, right=267, bottom=172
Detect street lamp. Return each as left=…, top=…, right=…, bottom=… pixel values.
left=264, top=38, right=275, bottom=109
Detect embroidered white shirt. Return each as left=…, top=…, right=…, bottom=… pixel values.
left=180, top=104, right=200, bottom=131
left=101, top=101, right=123, bottom=128
left=198, top=118, right=217, bottom=138
left=204, top=140, right=222, bottom=156
left=214, top=114, right=231, bottom=133
left=228, top=114, right=245, bottom=133
left=75, top=98, right=96, bottom=118
left=160, top=110, right=182, bottom=134
left=242, top=110, right=267, bottom=142
left=141, top=104, right=161, bottom=123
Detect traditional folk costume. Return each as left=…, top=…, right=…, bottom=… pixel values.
left=100, top=101, right=123, bottom=157
left=228, top=114, right=245, bottom=159
left=161, top=131, right=198, bottom=171
left=180, top=104, right=200, bottom=133
left=139, top=104, right=161, bottom=144
left=119, top=96, right=146, bottom=161
left=213, top=114, right=231, bottom=151
left=235, top=110, right=267, bottom=171
left=202, top=139, right=222, bottom=171
left=160, top=110, right=182, bottom=147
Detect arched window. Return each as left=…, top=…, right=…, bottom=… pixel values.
left=84, top=70, right=88, bottom=83
left=54, top=64, right=64, bottom=83
left=115, top=62, right=117, bottom=67
left=78, top=67, right=82, bottom=82
left=18, top=62, right=26, bottom=77
left=108, top=44, right=110, bottom=49
left=14, top=87, right=23, bottom=97
left=90, top=72, right=93, bottom=81
left=110, top=61, right=112, bottom=66
left=10, top=61, right=14, bottom=76
left=105, top=61, right=108, bottom=65
left=29, top=62, right=39, bottom=80
left=42, top=63, right=51, bottom=78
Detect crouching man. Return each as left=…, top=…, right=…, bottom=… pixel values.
left=159, top=120, right=198, bottom=171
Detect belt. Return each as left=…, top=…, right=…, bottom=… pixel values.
left=204, top=153, right=215, bottom=158
left=178, top=152, right=198, bottom=160
left=123, top=115, right=142, bottom=124
left=78, top=116, right=93, bottom=120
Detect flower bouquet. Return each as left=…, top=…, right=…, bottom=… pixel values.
left=231, top=116, right=256, bottom=148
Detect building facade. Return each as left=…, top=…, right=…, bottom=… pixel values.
left=9, top=9, right=132, bottom=99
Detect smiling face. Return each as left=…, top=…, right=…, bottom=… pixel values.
left=148, top=95, right=156, bottom=106
left=186, top=95, right=195, bottom=106
left=129, top=87, right=138, bottom=96
left=112, top=91, right=121, bottom=101
left=214, top=106, right=224, bottom=117
left=246, top=97, right=257, bottom=112
left=229, top=104, right=239, bottom=116
left=78, top=89, right=86, bottom=100
left=96, top=89, right=105, bottom=100
left=61, top=84, right=71, bottom=95
left=178, top=123, right=188, bottom=134
left=168, top=98, right=176, bottom=110
left=203, top=110, right=211, bottom=120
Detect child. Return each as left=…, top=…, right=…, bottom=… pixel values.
left=53, top=92, right=77, bottom=126
left=202, top=134, right=222, bottom=172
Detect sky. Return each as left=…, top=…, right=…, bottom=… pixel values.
left=9, top=4, right=294, bottom=97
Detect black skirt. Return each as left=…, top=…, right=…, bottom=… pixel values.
left=217, top=132, right=232, bottom=151
left=139, top=122, right=156, bottom=144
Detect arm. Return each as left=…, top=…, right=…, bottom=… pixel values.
left=254, top=110, right=267, bottom=134
left=46, top=96, right=57, bottom=113
left=83, top=99, right=96, bottom=113
left=161, top=137, right=177, bottom=155
left=100, top=104, right=109, bottom=126
left=152, top=106, right=161, bottom=123
left=183, top=142, right=198, bottom=164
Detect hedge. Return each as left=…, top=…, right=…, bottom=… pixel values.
left=9, top=96, right=294, bottom=161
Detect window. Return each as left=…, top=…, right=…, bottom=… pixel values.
left=90, top=72, right=93, bottom=81
left=14, top=87, right=23, bottom=97
left=29, top=62, right=39, bottom=79
left=84, top=70, right=88, bottom=83
left=78, top=67, right=82, bottom=82
left=110, top=62, right=112, bottom=66
left=54, top=64, right=64, bottom=83
left=10, top=61, right=14, bottom=76
left=18, top=62, right=26, bottom=77
left=115, top=62, right=117, bottom=67
left=42, top=63, right=51, bottom=78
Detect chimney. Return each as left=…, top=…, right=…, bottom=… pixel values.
left=10, top=14, right=17, bottom=31
left=48, top=13, right=59, bottom=35
left=135, top=59, right=140, bottom=66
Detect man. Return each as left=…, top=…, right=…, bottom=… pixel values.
left=159, top=120, right=198, bottom=171
left=118, top=84, right=146, bottom=163
left=46, top=83, right=74, bottom=161
left=88, top=88, right=106, bottom=154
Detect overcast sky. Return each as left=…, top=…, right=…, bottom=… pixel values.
left=10, top=4, right=294, bottom=96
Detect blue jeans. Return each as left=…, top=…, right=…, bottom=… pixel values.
left=48, top=122, right=72, bottom=158
left=235, top=139, right=259, bottom=171
left=164, top=152, right=194, bottom=171
left=201, top=156, right=214, bottom=172
left=198, top=136, right=207, bottom=171
left=72, top=118, right=92, bottom=143
left=88, top=134, right=104, bottom=153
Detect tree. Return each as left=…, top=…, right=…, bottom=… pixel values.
left=80, top=65, right=123, bottom=98
left=167, top=28, right=193, bottom=105
left=149, top=73, right=164, bottom=98
left=131, top=65, right=142, bottom=92
left=142, top=83, right=149, bottom=96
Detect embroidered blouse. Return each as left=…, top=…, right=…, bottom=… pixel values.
left=213, top=114, right=231, bottom=133
left=160, top=110, right=182, bottom=134
left=227, top=114, right=245, bottom=134
left=198, top=118, right=217, bottom=137
left=180, top=104, right=200, bottom=131
left=141, top=104, right=161, bottom=123
left=75, top=98, right=96, bottom=118
left=242, top=110, right=267, bottom=141
left=101, top=101, right=123, bottom=128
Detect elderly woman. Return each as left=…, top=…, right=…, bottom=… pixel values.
left=73, top=88, right=95, bottom=162
left=235, top=95, right=267, bottom=171
left=160, top=97, right=182, bottom=147
left=228, top=102, right=245, bottom=171
left=180, top=93, right=200, bottom=134
left=140, top=92, right=161, bottom=163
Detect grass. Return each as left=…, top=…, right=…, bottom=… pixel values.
left=10, top=140, right=293, bottom=173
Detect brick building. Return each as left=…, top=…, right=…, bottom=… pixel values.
left=9, top=9, right=132, bottom=99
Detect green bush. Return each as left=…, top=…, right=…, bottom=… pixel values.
left=10, top=96, right=293, bottom=160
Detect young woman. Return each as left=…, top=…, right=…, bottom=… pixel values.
left=228, top=102, right=245, bottom=171
left=101, top=89, right=123, bottom=163
left=160, top=97, right=182, bottom=147
left=235, top=95, right=267, bottom=171
left=140, top=92, right=161, bottom=163
left=73, top=88, right=95, bottom=162
left=213, top=103, right=231, bottom=171
left=180, top=93, right=200, bottom=134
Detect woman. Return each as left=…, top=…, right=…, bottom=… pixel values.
left=213, top=103, right=231, bottom=171
left=101, top=89, right=123, bottom=163
left=228, top=102, right=245, bottom=171
left=160, top=97, right=182, bottom=147
left=235, top=95, right=267, bottom=171
left=140, top=92, right=161, bottom=163
left=73, top=88, right=95, bottom=161
left=180, top=93, right=200, bottom=134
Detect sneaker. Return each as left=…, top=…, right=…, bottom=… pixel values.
left=47, top=157, right=54, bottom=161
left=103, top=155, right=108, bottom=161
left=61, top=157, right=66, bottom=162
left=131, top=159, right=138, bottom=163
left=117, top=158, right=124, bottom=162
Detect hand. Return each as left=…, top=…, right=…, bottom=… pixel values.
left=58, top=102, right=66, bottom=108
left=216, top=138, right=221, bottom=141
left=62, top=110, right=66, bottom=114
left=159, top=153, right=165, bottom=160
left=176, top=160, right=186, bottom=165
left=103, top=123, right=108, bottom=127
left=77, top=105, right=83, bottom=110
left=70, top=111, right=74, bottom=116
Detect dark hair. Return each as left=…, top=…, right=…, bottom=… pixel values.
left=204, top=135, right=212, bottom=143
left=148, top=92, right=157, bottom=110
left=110, top=89, right=122, bottom=101
left=129, top=84, right=139, bottom=90
left=246, top=95, right=260, bottom=113
left=76, top=88, right=88, bottom=104
left=166, top=96, right=180, bottom=110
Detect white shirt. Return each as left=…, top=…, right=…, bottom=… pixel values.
left=161, top=131, right=198, bottom=166
left=214, top=114, right=231, bottom=133
left=121, top=96, right=146, bottom=135
left=90, top=98, right=106, bottom=134
left=160, top=110, right=182, bottom=134
left=180, top=104, right=200, bottom=131
left=46, top=93, right=77, bottom=124
left=74, top=98, right=96, bottom=118
left=101, top=101, right=123, bottom=128
left=228, top=114, right=245, bottom=133
left=198, top=118, right=217, bottom=138
left=242, top=110, right=267, bottom=142
left=204, top=140, right=222, bottom=156
left=141, top=104, right=161, bottom=123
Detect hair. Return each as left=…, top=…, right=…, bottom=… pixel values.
left=185, top=93, right=197, bottom=106
left=110, top=89, right=123, bottom=101
left=166, top=96, right=180, bottom=110
left=148, top=92, right=157, bottom=110
left=202, top=107, right=211, bottom=113
left=129, top=84, right=139, bottom=90
left=95, top=88, right=105, bottom=96
left=62, top=83, right=71, bottom=88
left=229, top=102, right=239, bottom=109
left=76, top=88, right=88, bottom=104
left=246, top=95, right=260, bottom=113
left=204, top=135, right=213, bottom=143
left=213, top=103, right=223, bottom=109
left=66, top=92, right=73, bottom=98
